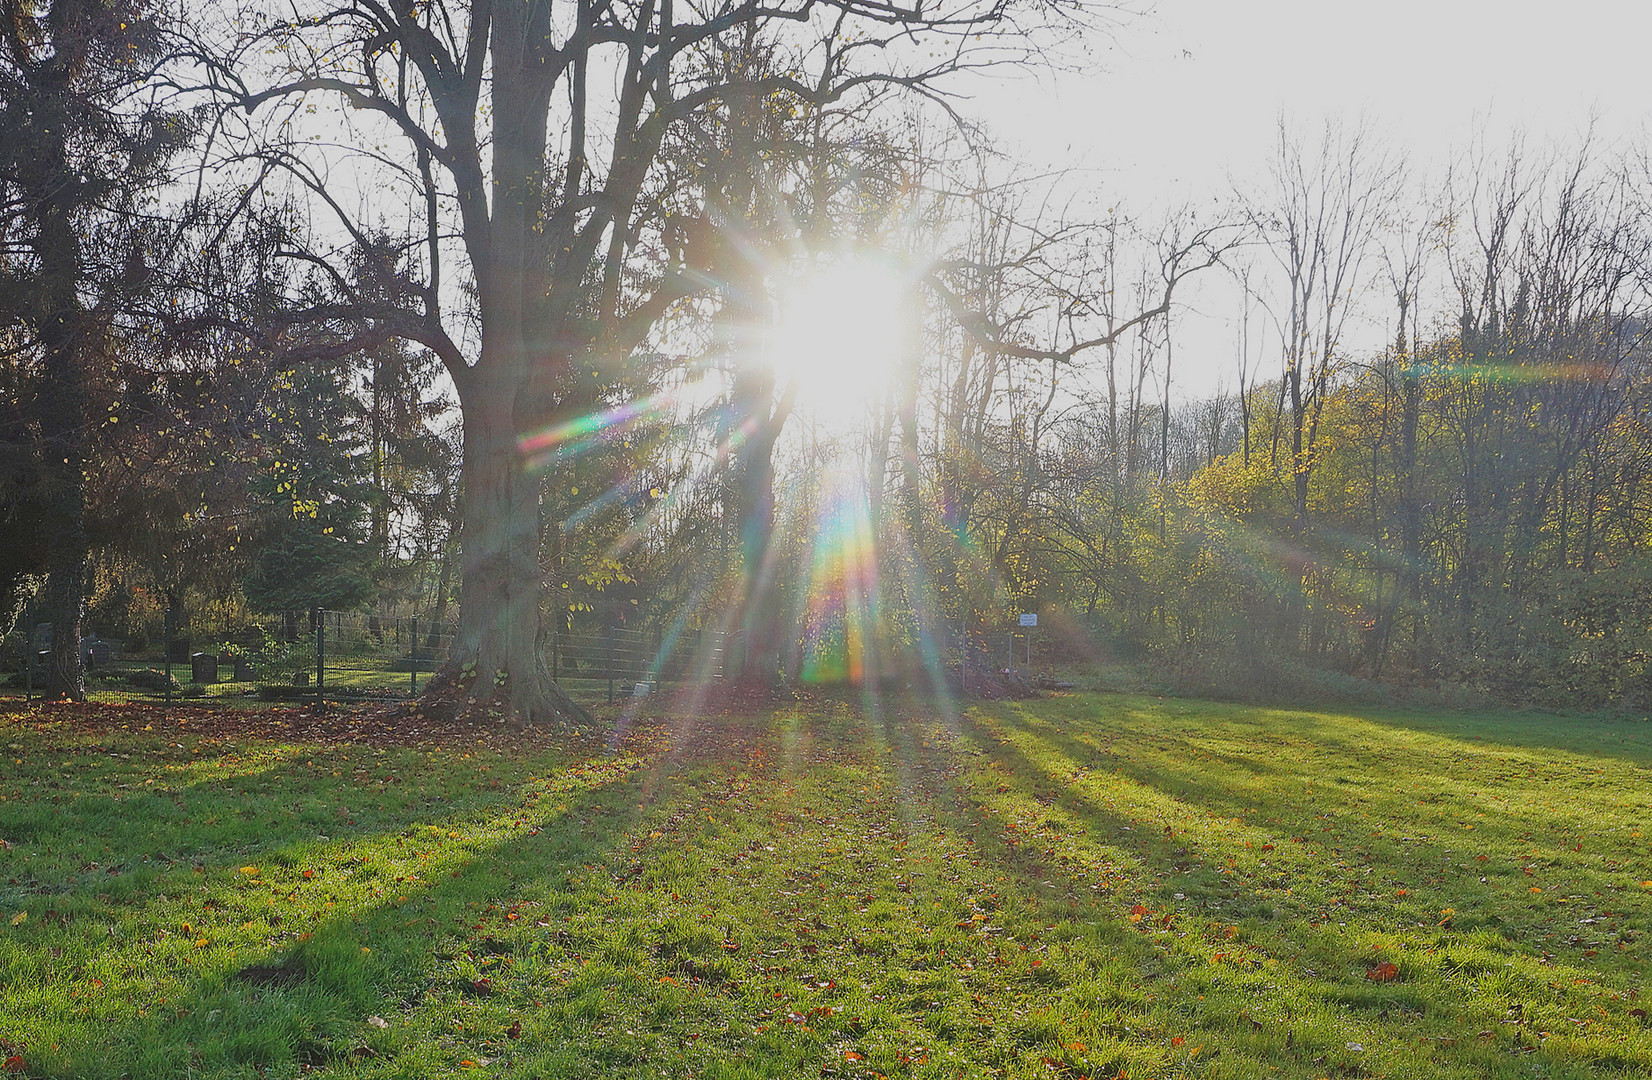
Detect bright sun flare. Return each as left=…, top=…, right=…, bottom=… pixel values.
left=766, top=259, right=909, bottom=426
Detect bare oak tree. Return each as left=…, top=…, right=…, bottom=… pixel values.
left=201, top=0, right=1080, bottom=721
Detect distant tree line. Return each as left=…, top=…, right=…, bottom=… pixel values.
left=976, top=130, right=1652, bottom=708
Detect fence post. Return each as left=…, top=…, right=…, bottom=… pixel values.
left=315, top=608, right=325, bottom=708
left=162, top=606, right=172, bottom=704
left=410, top=615, right=418, bottom=696
left=606, top=620, right=615, bottom=705
left=551, top=621, right=559, bottom=685
left=20, top=597, right=33, bottom=703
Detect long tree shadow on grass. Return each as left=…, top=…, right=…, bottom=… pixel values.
left=0, top=728, right=669, bottom=1078
left=972, top=701, right=1650, bottom=904
left=0, top=738, right=553, bottom=908
left=969, top=705, right=1649, bottom=957
left=939, top=701, right=1652, bottom=1079
left=878, top=708, right=1470, bottom=1078
left=1310, top=702, right=1652, bottom=766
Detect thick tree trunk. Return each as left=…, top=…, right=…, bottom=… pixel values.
left=40, top=528, right=87, bottom=700
left=446, top=397, right=591, bottom=725
left=725, top=365, right=786, bottom=685
left=735, top=471, right=782, bottom=682
left=37, top=364, right=88, bottom=699
left=36, top=185, right=89, bottom=701
left=423, top=10, right=597, bottom=725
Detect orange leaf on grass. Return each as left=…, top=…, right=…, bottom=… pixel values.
left=1365, top=961, right=1400, bottom=982
left=2, top=1056, right=23, bottom=1073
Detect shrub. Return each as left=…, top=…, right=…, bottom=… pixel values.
left=126, top=669, right=181, bottom=692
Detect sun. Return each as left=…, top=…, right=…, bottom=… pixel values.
left=766, top=257, right=911, bottom=426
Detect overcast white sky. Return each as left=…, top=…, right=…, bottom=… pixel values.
left=998, top=0, right=1649, bottom=197
left=964, top=0, right=1651, bottom=396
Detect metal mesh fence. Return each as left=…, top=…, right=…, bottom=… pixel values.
left=2, top=604, right=1064, bottom=704
left=314, top=611, right=454, bottom=700
left=2, top=609, right=728, bottom=705
left=548, top=624, right=728, bottom=703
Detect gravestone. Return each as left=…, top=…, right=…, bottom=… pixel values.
left=190, top=652, right=218, bottom=684
left=81, top=635, right=111, bottom=668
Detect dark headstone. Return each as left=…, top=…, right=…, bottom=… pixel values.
left=80, top=635, right=111, bottom=668
left=190, top=652, right=218, bottom=684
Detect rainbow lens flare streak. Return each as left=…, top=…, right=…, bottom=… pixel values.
left=516, top=387, right=686, bottom=472
left=798, top=465, right=881, bottom=686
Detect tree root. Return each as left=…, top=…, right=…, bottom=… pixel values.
left=405, top=665, right=594, bottom=730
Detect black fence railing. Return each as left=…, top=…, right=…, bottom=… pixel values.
left=549, top=623, right=729, bottom=703
left=309, top=614, right=728, bottom=705
left=308, top=610, right=454, bottom=700
left=3, top=604, right=1055, bottom=704
left=2, top=609, right=728, bottom=706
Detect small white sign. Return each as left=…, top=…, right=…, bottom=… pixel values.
left=1018, top=613, right=1038, bottom=627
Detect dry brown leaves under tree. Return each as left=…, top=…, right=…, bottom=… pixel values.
left=0, top=699, right=625, bottom=753
left=0, top=677, right=810, bottom=755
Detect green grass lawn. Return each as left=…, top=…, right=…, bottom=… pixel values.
left=0, top=692, right=1647, bottom=1079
